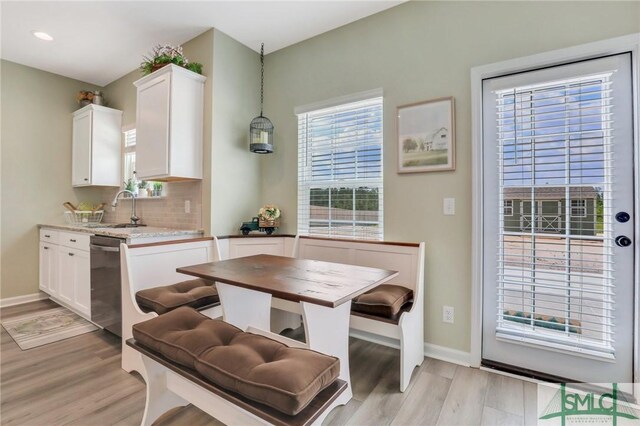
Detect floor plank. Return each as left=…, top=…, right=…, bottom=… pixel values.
left=484, top=374, right=524, bottom=416
left=481, top=406, right=524, bottom=426
left=390, top=370, right=451, bottom=426
left=436, top=366, right=490, bottom=426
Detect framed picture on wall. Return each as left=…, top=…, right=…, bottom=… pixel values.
left=397, top=96, right=455, bottom=173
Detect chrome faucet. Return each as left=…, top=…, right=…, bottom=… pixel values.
left=111, top=190, right=140, bottom=225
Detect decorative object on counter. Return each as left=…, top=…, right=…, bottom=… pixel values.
left=152, top=182, right=163, bottom=197
left=137, top=180, right=148, bottom=198
left=63, top=201, right=104, bottom=225
left=397, top=96, right=456, bottom=173
left=239, top=204, right=281, bottom=235
left=240, top=217, right=277, bottom=235
left=140, top=44, right=203, bottom=76
left=249, top=43, right=274, bottom=154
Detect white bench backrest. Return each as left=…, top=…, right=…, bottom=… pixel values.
left=295, top=237, right=424, bottom=296
left=124, top=238, right=220, bottom=293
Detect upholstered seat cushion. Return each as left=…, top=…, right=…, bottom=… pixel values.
left=132, top=306, right=237, bottom=368
left=135, top=278, right=219, bottom=315
left=132, top=307, right=340, bottom=416
left=351, top=284, right=413, bottom=318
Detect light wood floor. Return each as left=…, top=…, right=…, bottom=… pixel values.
left=1, top=300, right=537, bottom=425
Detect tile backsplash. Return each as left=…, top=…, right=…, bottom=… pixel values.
left=102, top=181, right=202, bottom=229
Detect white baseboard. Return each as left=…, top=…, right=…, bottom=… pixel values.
left=0, top=292, right=49, bottom=308
left=424, top=342, right=471, bottom=367
left=349, top=328, right=471, bottom=367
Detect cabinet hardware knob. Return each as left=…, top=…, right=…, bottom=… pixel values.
left=44, top=234, right=50, bottom=238
left=43, top=247, right=49, bottom=250
left=84, top=178, right=89, bottom=181
left=68, top=252, right=74, bottom=256
left=70, top=239, right=76, bottom=242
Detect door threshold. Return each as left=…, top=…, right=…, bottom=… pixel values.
left=481, top=359, right=573, bottom=384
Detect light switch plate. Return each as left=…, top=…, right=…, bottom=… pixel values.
left=185, top=200, right=191, bottom=214
left=443, top=198, right=455, bottom=215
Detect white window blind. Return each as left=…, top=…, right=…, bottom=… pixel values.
left=297, top=96, right=383, bottom=240
left=495, top=72, right=614, bottom=357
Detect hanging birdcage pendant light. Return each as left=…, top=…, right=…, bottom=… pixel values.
left=250, top=43, right=274, bottom=154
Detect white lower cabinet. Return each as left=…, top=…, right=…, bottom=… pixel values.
left=39, top=229, right=91, bottom=320
left=39, top=242, right=59, bottom=297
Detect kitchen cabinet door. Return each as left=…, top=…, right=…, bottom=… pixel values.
left=134, top=64, right=205, bottom=180
left=72, top=105, right=122, bottom=187
left=58, top=249, right=75, bottom=305
left=39, top=242, right=58, bottom=297
left=72, top=109, right=92, bottom=186
left=136, top=73, right=171, bottom=179
left=73, top=249, right=91, bottom=318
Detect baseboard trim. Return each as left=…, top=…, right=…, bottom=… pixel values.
left=0, top=292, right=49, bottom=308
left=349, top=328, right=471, bottom=367
left=424, top=342, right=471, bottom=367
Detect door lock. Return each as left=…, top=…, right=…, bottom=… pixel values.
left=615, top=235, right=632, bottom=247
left=616, top=212, right=631, bottom=223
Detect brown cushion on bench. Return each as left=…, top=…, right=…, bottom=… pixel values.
left=132, top=306, right=240, bottom=369
left=351, top=284, right=413, bottom=318
left=132, top=307, right=340, bottom=416
left=195, top=331, right=340, bottom=416
left=135, top=278, right=219, bottom=315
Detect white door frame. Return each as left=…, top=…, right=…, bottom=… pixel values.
left=470, top=33, right=640, bottom=382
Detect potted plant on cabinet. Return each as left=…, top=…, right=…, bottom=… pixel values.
left=140, top=44, right=203, bottom=76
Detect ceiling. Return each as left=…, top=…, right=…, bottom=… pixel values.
left=1, top=1, right=404, bottom=86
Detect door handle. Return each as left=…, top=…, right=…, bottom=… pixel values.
left=615, top=235, right=632, bottom=247
left=89, top=244, right=120, bottom=252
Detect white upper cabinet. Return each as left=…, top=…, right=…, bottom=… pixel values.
left=72, top=104, right=123, bottom=187
left=134, top=64, right=206, bottom=181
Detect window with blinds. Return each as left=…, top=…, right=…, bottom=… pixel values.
left=495, top=72, right=614, bottom=357
left=297, top=96, right=383, bottom=240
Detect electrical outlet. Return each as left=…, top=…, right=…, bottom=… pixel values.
left=184, top=200, right=191, bottom=214
left=443, top=306, right=454, bottom=324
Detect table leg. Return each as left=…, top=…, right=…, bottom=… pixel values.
left=301, top=301, right=353, bottom=401
left=216, top=283, right=271, bottom=331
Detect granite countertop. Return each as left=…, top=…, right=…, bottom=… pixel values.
left=39, top=223, right=205, bottom=239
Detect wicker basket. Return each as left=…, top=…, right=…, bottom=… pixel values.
left=258, top=218, right=280, bottom=228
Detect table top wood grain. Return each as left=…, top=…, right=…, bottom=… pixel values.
left=177, top=254, right=399, bottom=308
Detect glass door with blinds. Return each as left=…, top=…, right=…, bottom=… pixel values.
left=481, top=53, right=634, bottom=384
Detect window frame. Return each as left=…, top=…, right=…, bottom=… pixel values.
left=503, top=200, right=514, bottom=216
left=296, top=91, right=384, bottom=240
left=570, top=199, right=588, bottom=218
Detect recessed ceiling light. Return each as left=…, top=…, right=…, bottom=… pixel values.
left=31, top=31, right=53, bottom=41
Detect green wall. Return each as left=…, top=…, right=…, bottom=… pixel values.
left=259, top=1, right=640, bottom=352
left=0, top=60, right=103, bottom=299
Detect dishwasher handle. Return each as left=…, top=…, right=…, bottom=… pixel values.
left=90, top=244, right=121, bottom=252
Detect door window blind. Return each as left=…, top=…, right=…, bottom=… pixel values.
left=495, top=72, right=615, bottom=357
left=297, top=96, right=383, bottom=240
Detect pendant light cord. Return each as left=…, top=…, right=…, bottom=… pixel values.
left=260, top=43, right=264, bottom=117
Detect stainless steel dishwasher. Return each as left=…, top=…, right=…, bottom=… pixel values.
left=90, top=235, right=126, bottom=337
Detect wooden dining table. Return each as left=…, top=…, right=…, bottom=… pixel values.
left=177, top=253, right=398, bottom=402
